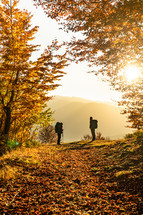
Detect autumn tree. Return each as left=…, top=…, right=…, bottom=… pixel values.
left=10, top=107, right=54, bottom=144
left=117, top=78, right=143, bottom=130
left=0, top=0, right=67, bottom=147
left=34, top=0, right=143, bottom=129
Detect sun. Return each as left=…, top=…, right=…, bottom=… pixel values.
left=124, top=65, right=141, bottom=82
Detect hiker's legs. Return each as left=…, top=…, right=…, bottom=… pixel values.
left=91, top=129, right=95, bottom=141
left=57, top=133, right=61, bottom=145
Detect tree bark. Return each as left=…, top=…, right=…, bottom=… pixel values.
left=3, top=106, right=11, bottom=136
left=0, top=107, right=11, bottom=155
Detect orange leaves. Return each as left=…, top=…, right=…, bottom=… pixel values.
left=0, top=0, right=68, bottom=139
left=34, top=0, right=143, bottom=130
left=0, top=141, right=142, bottom=214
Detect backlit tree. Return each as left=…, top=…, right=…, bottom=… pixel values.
left=0, top=0, right=67, bottom=145
left=34, top=0, right=143, bottom=129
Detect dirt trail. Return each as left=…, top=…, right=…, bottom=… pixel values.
left=0, top=141, right=142, bottom=214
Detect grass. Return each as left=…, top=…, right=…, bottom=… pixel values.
left=115, top=170, right=133, bottom=178
left=0, top=165, right=19, bottom=180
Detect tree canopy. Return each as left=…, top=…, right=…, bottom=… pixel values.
left=34, top=0, right=143, bottom=129
left=0, top=0, right=67, bottom=143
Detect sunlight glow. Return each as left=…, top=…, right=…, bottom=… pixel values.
left=125, top=65, right=141, bottom=82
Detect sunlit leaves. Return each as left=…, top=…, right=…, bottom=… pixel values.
left=34, top=0, right=143, bottom=129
left=0, top=0, right=68, bottom=140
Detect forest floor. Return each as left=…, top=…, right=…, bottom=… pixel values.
left=0, top=138, right=142, bottom=215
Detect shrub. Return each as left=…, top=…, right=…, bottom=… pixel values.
left=82, top=132, right=105, bottom=141
left=125, top=130, right=143, bottom=139
left=23, top=139, right=40, bottom=148
left=38, top=125, right=57, bottom=143
left=82, top=134, right=92, bottom=141
left=7, top=139, right=19, bottom=149
left=96, top=132, right=105, bottom=140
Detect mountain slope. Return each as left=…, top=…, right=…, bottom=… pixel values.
left=48, top=96, right=133, bottom=142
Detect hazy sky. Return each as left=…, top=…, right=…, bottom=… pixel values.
left=17, top=0, right=121, bottom=102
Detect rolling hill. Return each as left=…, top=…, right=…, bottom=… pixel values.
left=48, top=96, right=133, bottom=142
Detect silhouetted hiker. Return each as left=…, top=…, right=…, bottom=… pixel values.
left=90, top=117, right=98, bottom=141
left=55, top=122, right=63, bottom=145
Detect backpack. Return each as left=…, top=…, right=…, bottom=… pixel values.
left=55, top=122, right=63, bottom=133
left=92, top=120, right=98, bottom=129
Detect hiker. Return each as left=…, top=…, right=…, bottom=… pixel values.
left=90, top=117, right=98, bottom=141
left=55, top=122, right=63, bottom=145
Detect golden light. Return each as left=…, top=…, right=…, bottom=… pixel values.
left=124, top=65, right=141, bottom=82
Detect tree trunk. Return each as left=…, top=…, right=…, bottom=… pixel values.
left=3, top=106, right=11, bottom=136
left=0, top=107, right=11, bottom=156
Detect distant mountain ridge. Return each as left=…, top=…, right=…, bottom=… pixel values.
left=48, top=96, right=133, bottom=142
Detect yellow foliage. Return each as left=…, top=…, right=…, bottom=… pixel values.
left=0, top=0, right=68, bottom=142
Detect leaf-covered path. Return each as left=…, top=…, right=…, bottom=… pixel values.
left=0, top=140, right=142, bottom=214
